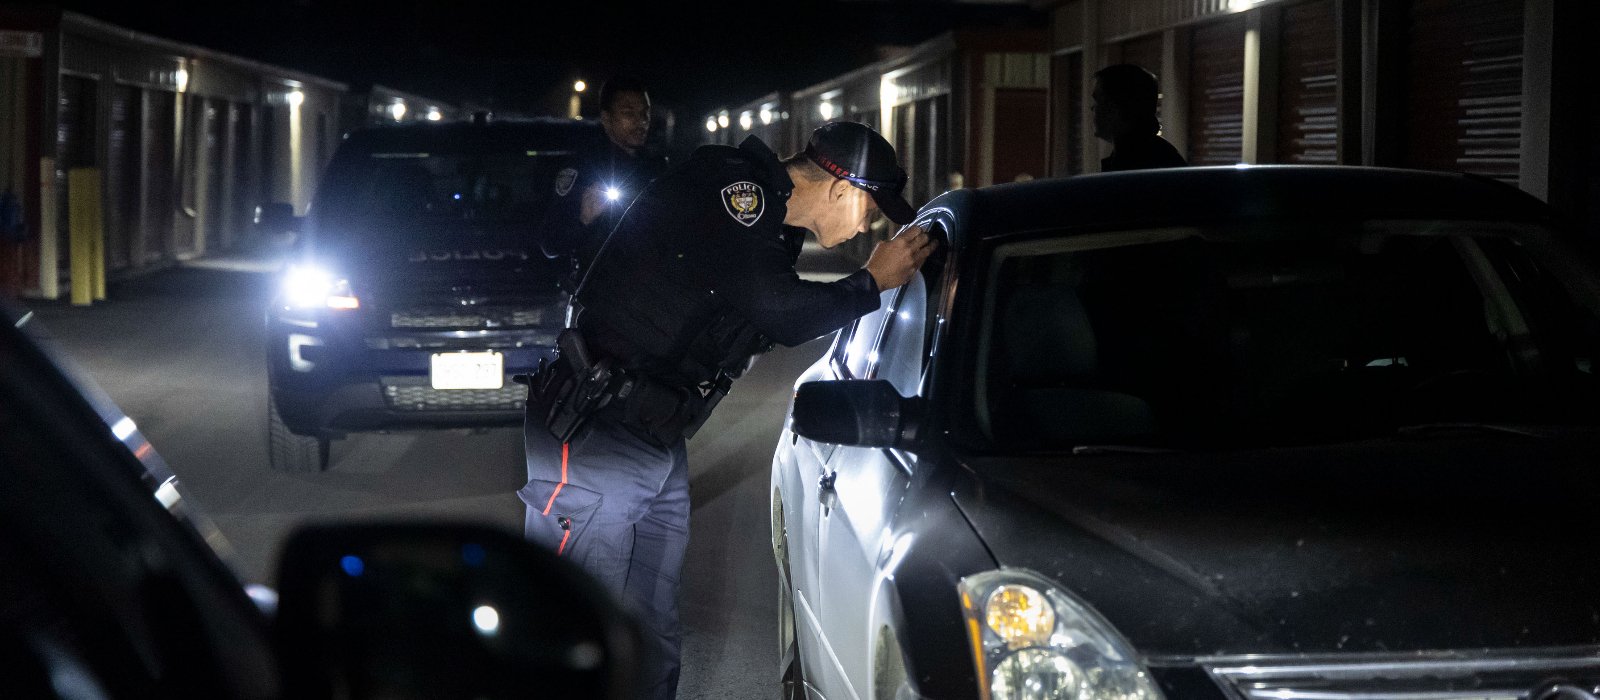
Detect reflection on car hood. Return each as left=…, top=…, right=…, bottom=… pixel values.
left=952, top=432, right=1600, bottom=657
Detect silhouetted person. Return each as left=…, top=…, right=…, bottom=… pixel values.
left=1092, top=64, right=1187, bottom=172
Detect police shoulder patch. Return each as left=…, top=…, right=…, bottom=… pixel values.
left=553, top=167, right=578, bottom=197
left=721, top=181, right=765, bottom=227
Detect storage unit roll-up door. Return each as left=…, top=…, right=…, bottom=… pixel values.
left=1188, top=15, right=1246, bottom=166
left=1404, top=0, right=1523, bottom=184
left=143, top=92, right=175, bottom=263
left=107, top=85, right=140, bottom=270
left=1278, top=0, right=1339, bottom=164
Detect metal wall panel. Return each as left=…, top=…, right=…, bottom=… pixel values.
left=1119, top=33, right=1164, bottom=77
left=1051, top=52, right=1084, bottom=176
left=1404, top=0, right=1523, bottom=184
left=1277, top=0, right=1339, bottom=164
left=203, top=98, right=224, bottom=252
left=56, top=74, right=95, bottom=276
left=1187, top=15, right=1246, bottom=165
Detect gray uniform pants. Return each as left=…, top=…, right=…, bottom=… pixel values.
left=520, top=409, right=689, bottom=700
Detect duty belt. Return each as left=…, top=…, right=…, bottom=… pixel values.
left=526, top=329, right=731, bottom=446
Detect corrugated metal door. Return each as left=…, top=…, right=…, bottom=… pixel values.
left=143, top=90, right=175, bottom=263
left=1404, top=0, right=1523, bottom=184
left=1187, top=15, right=1246, bottom=165
left=1277, top=0, right=1339, bottom=164
left=107, top=84, right=140, bottom=270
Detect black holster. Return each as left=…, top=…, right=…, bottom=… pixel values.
left=525, top=329, right=735, bottom=447
left=526, top=329, right=615, bottom=443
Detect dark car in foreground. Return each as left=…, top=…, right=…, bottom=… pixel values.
left=265, top=118, right=596, bottom=471
left=771, top=166, right=1600, bottom=700
left=2, top=303, right=639, bottom=698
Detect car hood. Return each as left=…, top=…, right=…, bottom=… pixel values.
left=951, top=431, right=1600, bottom=657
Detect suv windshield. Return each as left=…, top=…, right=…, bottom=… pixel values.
left=970, top=221, right=1600, bottom=451
left=314, top=149, right=573, bottom=240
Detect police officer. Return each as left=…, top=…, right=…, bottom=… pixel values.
left=544, top=76, right=669, bottom=274
left=520, top=121, right=933, bottom=699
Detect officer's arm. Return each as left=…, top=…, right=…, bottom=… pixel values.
left=716, top=227, right=880, bottom=347
left=537, top=165, right=591, bottom=259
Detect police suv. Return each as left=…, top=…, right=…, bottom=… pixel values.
left=265, top=117, right=598, bottom=471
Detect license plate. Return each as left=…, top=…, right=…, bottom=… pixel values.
left=430, top=351, right=504, bottom=390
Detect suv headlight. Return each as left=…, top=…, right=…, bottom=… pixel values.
left=959, top=569, right=1162, bottom=700
left=283, top=264, right=359, bottom=310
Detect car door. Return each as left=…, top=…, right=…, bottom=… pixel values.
left=784, top=283, right=897, bottom=694
left=816, top=271, right=931, bottom=697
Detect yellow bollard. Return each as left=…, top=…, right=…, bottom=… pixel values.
left=67, top=167, right=105, bottom=305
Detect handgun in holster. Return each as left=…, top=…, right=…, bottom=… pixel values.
left=535, top=328, right=615, bottom=443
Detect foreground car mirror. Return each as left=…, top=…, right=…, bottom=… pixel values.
left=274, top=522, right=639, bottom=700
left=793, top=379, right=921, bottom=448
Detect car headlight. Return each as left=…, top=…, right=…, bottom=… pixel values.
left=959, top=569, right=1162, bottom=700
left=283, top=264, right=359, bottom=310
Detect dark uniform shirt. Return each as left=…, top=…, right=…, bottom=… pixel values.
left=576, top=136, right=880, bottom=388
left=543, top=138, right=669, bottom=268
left=1102, top=133, right=1188, bottom=172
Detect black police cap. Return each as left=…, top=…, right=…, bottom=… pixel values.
left=803, top=121, right=916, bottom=225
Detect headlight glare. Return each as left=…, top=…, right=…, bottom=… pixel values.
left=283, top=265, right=358, bottom=310
left=959, top=569, right=1162, bottom=700
left=986, top=585, right=1055, bottom=648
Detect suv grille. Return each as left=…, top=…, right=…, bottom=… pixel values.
left=390, top=305, right=553, bottom=329
left=380, top=376, right=526, bottom=412
left=1204, top=651, right=1600, bottom=700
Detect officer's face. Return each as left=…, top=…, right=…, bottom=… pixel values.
left=813, top=182, right=877, bottom=249
left=602, top=91, right=651, bottom=151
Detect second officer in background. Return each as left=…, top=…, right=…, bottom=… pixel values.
left=544, top=76, right=668, bottom=274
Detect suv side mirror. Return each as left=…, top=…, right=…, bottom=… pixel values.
left=254, top=202, right=301, bottom=236
left=274, top=522, right=640, bottom=699
left=792, top=379, right=921, bottom=448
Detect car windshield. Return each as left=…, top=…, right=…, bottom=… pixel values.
left=968, top=220, right=1600, bottom=452
left=314, top=149, right=573, bottom=239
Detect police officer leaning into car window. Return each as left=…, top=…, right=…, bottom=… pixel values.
left=543, top=76, right=669, bottom=279
left=519, top=121, right=934, bottom=699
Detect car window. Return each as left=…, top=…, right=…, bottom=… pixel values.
left=876, top=272, right=928, bottom=396
left=832, top=286, right=898, bottom=379
left=967, top=221, right=1600, bottom=452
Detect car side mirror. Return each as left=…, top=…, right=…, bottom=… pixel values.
left=792, top=379, right=921, bottom=448
left=273, top=522, right=640, bottom=700
left=254, top=202, right=301, bottom=239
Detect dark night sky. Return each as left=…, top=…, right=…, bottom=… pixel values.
left=53, top=1, right=1043, bottom=120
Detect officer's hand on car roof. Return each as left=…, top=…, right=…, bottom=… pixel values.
left=864, top=224, right=937, bottom=291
